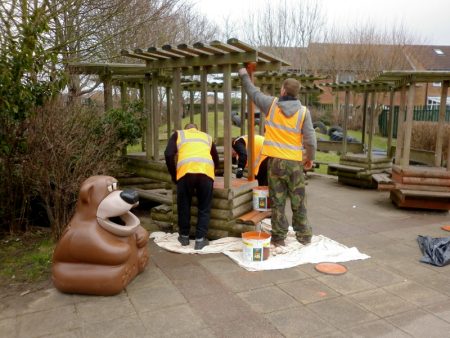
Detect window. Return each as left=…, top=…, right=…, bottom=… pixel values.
left=434, top=49, right=444, bottom=55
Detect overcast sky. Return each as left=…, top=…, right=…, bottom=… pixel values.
left=193, top=0, right=450, bottom=45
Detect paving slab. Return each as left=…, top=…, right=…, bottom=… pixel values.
left=265, top=305, right=336, bottom=337
left=278, top=278, right=339, bottom=304
left=386, top=308, right=450, bottom=338
left=349, top=288, right=417, bottom=317
left=3, top=173, right=450, bottom=338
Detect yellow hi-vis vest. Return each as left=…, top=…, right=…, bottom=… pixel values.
left=233, top=135, right=267, bottom=176
left=262, top=98, right=306, bottom=161
left=176, top=128, right=214, bottom=181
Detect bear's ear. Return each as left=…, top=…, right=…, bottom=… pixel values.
left=79, top=181, right=94, bottom=206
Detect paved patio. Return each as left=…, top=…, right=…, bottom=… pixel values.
left=1, top=173, right=450, bottom=338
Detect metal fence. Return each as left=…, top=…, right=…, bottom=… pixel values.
left=378, top=106, right=450, bottom=138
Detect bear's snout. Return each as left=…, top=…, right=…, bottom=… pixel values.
left=120, top=189, right=139, bottom=205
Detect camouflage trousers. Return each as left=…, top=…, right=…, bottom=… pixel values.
left=268, top=157, right=312, bottom=242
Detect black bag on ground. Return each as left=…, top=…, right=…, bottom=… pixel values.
left=417, top=235, right=450, bottom=267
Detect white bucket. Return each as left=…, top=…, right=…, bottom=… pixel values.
left=242, top=231, right=271, bottom=262
left=253, top=186, right=270, bottom=211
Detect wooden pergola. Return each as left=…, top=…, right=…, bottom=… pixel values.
left=372, top=71, right=450, bottom=209
left=321, top=80, right=395, bottom=188
left=69, top=39, right=299, bottom=238
left=70, top=38, right=290, bottom=189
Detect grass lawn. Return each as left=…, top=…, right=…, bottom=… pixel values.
left=0, top=229, right=54, bottom=291
left=128, top=112, right=392, bottom=175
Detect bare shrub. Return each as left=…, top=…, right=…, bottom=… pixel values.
left=411, top=121, right=449, bottom=161
left=23, top=102, right=126, bottom=239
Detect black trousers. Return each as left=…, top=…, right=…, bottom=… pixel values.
left=256, top=157, right=269, bottom=186
left=176, top=174, right=213, bottom=239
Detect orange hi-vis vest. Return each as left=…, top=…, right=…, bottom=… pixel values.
left=262, top=98, right=306, bottom=161
left=176, top=128, right=214, bottom=181
left=234, top=135, right=267, bottom=175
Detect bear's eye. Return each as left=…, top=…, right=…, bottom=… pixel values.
left=107, top=184, right=113, bottom=192
left=113, top=182, right=118, bottom=190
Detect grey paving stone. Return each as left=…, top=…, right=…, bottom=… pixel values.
left=127, top=283, right=186, bottom=313
left=265, top=305, right=336, bottom=337
left=413, top=272, right=450, bottom=297
left=386, top=308, right=450, bottom=338
left=377, top=259, right=441, bottom=279
left=316, top=272, right=377, bottom=295
left=383, top=280, right=449, bottom=307
left=82, top=314, right=146, bottom=338
left=198, top=255, right=243, bottom=274
left=16, top=305, right=80, bottom=338
left=75, top=293, right=136, bottom=324
left=237, top=286, right=299, bottom=313
left=125, top=264, right=171, bottom=291
left=343, top=319, right=411, bottom=338
left=188, top=292, right=250, bottom=323
left=163, top=263, right=210, bottom=281
left=349, top=288, right=417, bottom=317
left=172, top=275, right=228, bottom=300
left=210, top=313, right=283, bottom=338
left=260, top=267, right=310, bottom=284
left=0, top=317, right=16, bottom=338
left=307, top=297, right=378, bottom=330
left=278, top=278, right=340, bottom=304
left=150, top=247, right=198, bottom=269
left=213, top=270, right=274, bottom=292
left=45, top=329, right=83, bottom=338
left=424, top=299, right=450, bottom=322
left=139, top=304, right=208, bottom=337
left=349, top=265, right=406, bottom=287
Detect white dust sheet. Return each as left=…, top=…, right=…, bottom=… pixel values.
left=150, top=221, right=370, bottom=272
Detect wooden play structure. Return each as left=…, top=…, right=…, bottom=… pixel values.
left=70, top=38, right=297, bottom=237
left=373, top=71, right=450, bottom=210
left=322, top=80, right=395, bottom=188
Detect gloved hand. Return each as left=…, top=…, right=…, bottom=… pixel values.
left=236, top=168, right=244, bottom=178
left=238, top=68, right=248, bottom=76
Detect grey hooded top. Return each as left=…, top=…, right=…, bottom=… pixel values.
left=240, top=73, right=317, bottom=161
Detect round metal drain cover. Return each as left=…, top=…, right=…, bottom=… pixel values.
left=441, top=225, right=450, bottom=232
left=315, top=262, right=347, bottom=275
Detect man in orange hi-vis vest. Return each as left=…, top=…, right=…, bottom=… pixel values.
left=232, top=134, right=269, bottom=186
left=239, top=68, right=317, bottom=247
left=164, top=123, right=219, bottom=250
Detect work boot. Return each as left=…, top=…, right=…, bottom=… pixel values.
left=194, top=237, right=209, bottom=250
left=178, top=235, right=190, bottom=246
left=297, top=235, right=312, bottom=245
left=270, top=238, right=286, bottom=247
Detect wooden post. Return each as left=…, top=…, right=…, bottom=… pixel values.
left=342, top=90, right=350, bottom=156
left=143, top=74, right=152, bottom=160
left=240, top=86, right=246, bottom=136
left=139, top=84, right=145, bottom=152
left=152, top=73, right=159, bottom=160
left=223, top=64, right=232, bottom=189
left=214, top=90, right=219, bottom=144
left=395, top=85, right=407, bottom=165
left=200, top=67, right=208, bottom=133
left=435, top=80, right=449, bottom=167
left=172, top=68, right=181, bottom=131
left=189, top=91, right=195, bottom=124
left=386, top=90, right=395, bottom=156
left=103, top=74, right=113, bottom=112
left=361, top=91, right=368, bottom=147
left=120, top=82, right=128, bottom=110
left=246, top=63, right=256, bottom=182
left=259, top=85, right=266, bottom=135
left=447, top=137, right=450, bottom=171
left=367, top=92, right=376, bottom=162
left=166, top=87, right=171, bottom=138
left=401, top=83, right=416, bottom=167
